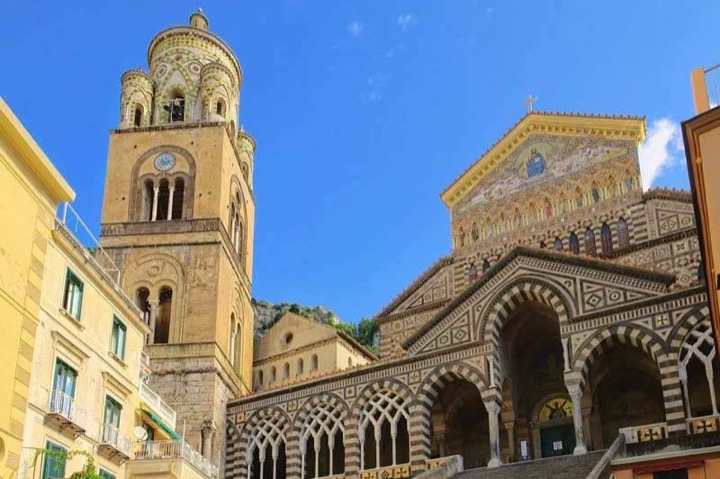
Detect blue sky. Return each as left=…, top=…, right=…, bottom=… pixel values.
left=1, top=1, right=718, bottom=323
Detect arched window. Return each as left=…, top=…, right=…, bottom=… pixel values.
left=617, top=218, right=629, bottom=249
left=230, top=190, right=243, bottom=257
left=585, top=228, right=597, bottom=256
left=248, top=415, right=287, bottom=479
left=297, top=358, right=304, bottom=375
left=471, top=223, right=479, bottom=242
left=679, top=320, right=719, bottom=417
left=229, top=314, right=237, bottom=367
left=168, top=91, right=185, bottom=123
left=234, top=321, right=242, bottom=371
left=311, top=354, right=318, bottom=371
left=554, top=237, right=563, bottom=251
left=575, top=187, right=584, bottom=208
left=591, top=184, right=601, bottom=204
left=482, top=259, right=491, bottom=273
left=301, top=403, right=345, bottom=479
left=216, top=99, right=226, bottom=116
left=360, top=389, right=410, bottom=470
left=458, top=228, right=465, bottom=247
left=144, top=180, right=155, bottom=221
left=171, top=178, right=185, bottom=220
left=135, top=287, right=151, bottom=326
left=283, top=363, right=290, bottom=379
left=600, top=222, right=613, bottom=254
left=155, top=287, right=173, bottom=344
left=348, top=358, right=353, bottom=367
left=539, top=240, right=547, bottom=249
left=271, top=366, right=277, bottom=383
left=156, top=179, right=170, bottom=221
left=134, top=105, right=143, bottom=127
left=258, top=370, right=264, bottom=386
left=569, top=232, right=580, bottom=254
left=468, top=263, right=478, bottom=282
left=624, top=172, right=635, bottom=192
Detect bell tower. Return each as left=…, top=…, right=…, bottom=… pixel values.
left=99, top=9, right=255, bottom=466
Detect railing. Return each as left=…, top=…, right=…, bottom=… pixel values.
left=102, top=423, right=132, bottom=456
left=360, top=464, right=410, bottom=479
left=692, top=64, right=720, bottom=114
left=48, top=390, right=86, bottom=428
left=139, top=382, right=177, bottom=429
left=132, top=440, right=218, bottom=478
left=687, top=414, right=720, bottom=434
left=57, top=203, right=121, bottom=283
left=618, top=421, right=668, bottom=444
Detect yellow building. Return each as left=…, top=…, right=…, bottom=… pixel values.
left=253, top=312, right=376, bottom=391
left=0, top=97, right=74, bottom=479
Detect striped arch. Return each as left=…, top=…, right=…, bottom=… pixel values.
left=294, top=391, right=350, bottom=428
left=411, top=362, right=487, bottom=472
left=237, top=406, right=291, bottom=479
left=226, top=416, right=244, bottom=479
left=571, top=324, right=669, bottom=388
left=345, top=379, right=414, bottom=478
left=478, top=277, right=574, bottom=346
left=669, top=305, right=711, bottom=355
left=570, top=323, right=688, bottom=435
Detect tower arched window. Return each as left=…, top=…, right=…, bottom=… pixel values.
left=271, top=366, right=277, bottom=383
left=135, top=287, right=151, bottom=327
left=216, top=99, right=226, bottom=117
left=585, top=228, right=597, bottom=256
left=157, top=179, right=170, bottom=220
left=171, top=177, right=185, bottom=220
left=311, top=354, right=318, bottom=371
left=554, top=237, right=563, bottom=251
left=600, top=222, right=613, bottom=254
left=168, top=92, right=185, bottom=123
left=134, top=105, right=143, bottom=127
left=154, top=287, right=173, bottom=344
left=258, top=370, right=264, bottom=386
left=283, top=363, right=290, bottom=379
left=229, top=189, right=243, bottom=257
left=617, top=218, right=629, bottom=248
left=144, top=180, right=155, bottom=221
left=569, top=232, right=580, bottom=254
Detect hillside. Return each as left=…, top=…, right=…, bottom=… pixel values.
left=251, top=299, right=379, bottom=354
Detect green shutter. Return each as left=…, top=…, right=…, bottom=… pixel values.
left=42, top=442, right=66, bottom=479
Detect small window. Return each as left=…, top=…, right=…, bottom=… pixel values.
left=600, top=222, right=613, bottom=254
left=271, top=366, right=277, bottom=382
left=539, top=240, right=547, bottom=249
left=110, top=316, right=127, bottom=360
left=62, top=269, right=84, bottom=320
left=468, top=263, right=478, bottom=282
left=617, top=218, right=629, bottom=248
left=42, top=441, right=67, bottom=479
left=554, top=237, right=563, bottom=251
left=283, top=362, right=290, bottom=379
left=585, top=228, right=597, bottom=256
left=285, top=333, right=294, bottom=345
left=482, top=259, right=491, bottom=273
left=216, top=100, right=226, bottom=116
left=310, top=354, right=318, bottom=371
left=258, top=370, right=264, bottom=385
left=297, top=358, right=304, bottom=375
left=168, top=93, right=185, bottom=123
left=348, top=357, right=353, bottom=367
left=569, top=232, right=580, bottom=254
left=99, top=470, right=116, bottom=479
left=102, top=396, right=122, bottom=443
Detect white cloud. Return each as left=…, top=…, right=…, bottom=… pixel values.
left=397, top=13, right=416, bottom=31
left=638, top=118, right=685, bottom=191
left=347, top=21, right=364, bottom=37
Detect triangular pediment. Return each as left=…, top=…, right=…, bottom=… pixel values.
left=403, top=247, right=674, bottom=356
left=441, top=112, right=646, bottom=212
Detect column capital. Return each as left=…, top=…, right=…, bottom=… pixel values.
left=566, top=382, right=583, bottom=400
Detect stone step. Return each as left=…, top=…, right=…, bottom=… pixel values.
left=453, top=451, right=607, bottom=479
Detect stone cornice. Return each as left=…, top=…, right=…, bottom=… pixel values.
left=376, top=256, right=453, bottom=318
left=378, top=299, right=451, bottom=325
left=642, top=188, right=693, bottom=203
left=253, top=337, right=336, bottom=366
left=601, top=227, right=697, bottom=260
left=440, top=111, right=646, bottom=210
left=402, top=246, right=675, bottom=350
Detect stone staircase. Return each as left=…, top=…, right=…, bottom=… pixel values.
left=452, top=451, right=607, bottom=479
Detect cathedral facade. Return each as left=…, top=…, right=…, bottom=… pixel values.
left=92, top=11, right=718, bottom=479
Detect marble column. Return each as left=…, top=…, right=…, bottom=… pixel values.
left=201, top=419, right=216, bottom=460
left=567, top=384, right=587, bottom=455
left=147, top=300, right=159, bottom=345
left=504, top=421, right=516, bottom=462
left=484, top=399, right=502, bottom=468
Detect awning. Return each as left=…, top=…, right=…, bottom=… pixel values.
left=140, top=408, right=181, bottom=441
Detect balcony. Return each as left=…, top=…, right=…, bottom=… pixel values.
left=127, top=440, right=218, bottom=479
left=45, top=390, right=86, bottom=438
left=98, top=423, right=132, bottom=464
left=139, top=382, right=177, bottom=429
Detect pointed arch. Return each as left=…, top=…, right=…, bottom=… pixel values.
left=585, top=227, right=596, bottom=256
left=569, top=232, right=580, bottom=254
left=554, top=237, right=563, bottom=251
left=600, top=222, right=613, bottom=254
left=617, top=218, right=629, bottom=249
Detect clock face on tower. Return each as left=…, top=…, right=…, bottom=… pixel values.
left=154, top=153, right=176, bottom=171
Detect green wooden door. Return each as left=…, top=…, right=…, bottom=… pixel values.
left=540, top=424, right=576, bottom=457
